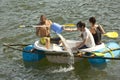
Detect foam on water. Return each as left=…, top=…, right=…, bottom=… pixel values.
left=52, top=65, right=74, bottom=73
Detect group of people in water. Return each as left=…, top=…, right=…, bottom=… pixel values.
left=35, top=15, right=105, bottom=50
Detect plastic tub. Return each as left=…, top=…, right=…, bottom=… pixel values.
left=51, top=23, right=63, bottom=34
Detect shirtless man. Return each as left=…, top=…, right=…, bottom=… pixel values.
left=36, top=15, right=52, bottom=49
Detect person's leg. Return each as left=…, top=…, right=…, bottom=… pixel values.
left=78, top=45, right=88, bottom=49
left=77, top=45, right=88, bottom=56
left=45, top=37, right=50, bottom=49
left=40, top=37, right=46, bottom=45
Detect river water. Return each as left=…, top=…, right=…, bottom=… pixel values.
left=1, top=0, right=120, bottom=80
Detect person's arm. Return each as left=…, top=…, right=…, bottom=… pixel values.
left=98, top=25, right=105, bottom=34
left=75, top=38, right=87, bottom=49
left=63, top=27, right=77, bottom=32
left=73, top=32, right=88, bottom=50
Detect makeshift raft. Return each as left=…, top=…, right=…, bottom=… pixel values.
left=22, top=40, right=120, bottom=64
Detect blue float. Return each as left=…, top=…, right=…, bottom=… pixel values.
left=22, top=45, right=45, bottom=62
left=88, top=42, right=120, bottom=65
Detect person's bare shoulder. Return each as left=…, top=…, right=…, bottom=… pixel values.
left=48, top=20, right=52, bottom=24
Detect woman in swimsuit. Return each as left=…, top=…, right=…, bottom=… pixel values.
left=89, top=17, right=105, bottom=45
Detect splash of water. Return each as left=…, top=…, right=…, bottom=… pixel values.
left=57, top=34, right=74, bottom=68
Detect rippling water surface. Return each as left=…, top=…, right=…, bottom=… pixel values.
left=1, top=0, right=120, bottom=80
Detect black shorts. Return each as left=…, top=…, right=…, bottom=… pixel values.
left=50, top=37, right=61, bottom=44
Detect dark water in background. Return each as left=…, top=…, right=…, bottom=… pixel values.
left=0, top=0, right=120, bottom=80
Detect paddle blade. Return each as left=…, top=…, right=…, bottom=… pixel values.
left=104, top=32, right=118, bottom=38
left=19, top=25, right=26, bottom=28
left=63, top=24, right=75, bottom=27
left=94, top=52, right=104, bottom=56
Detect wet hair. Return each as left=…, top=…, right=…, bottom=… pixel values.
left=40, top=15, right=46, bottom=19
left=89, top=17, right=96, bottom=25
left=40, top=15, right=46, bottom=25
left=76, top=21, right=85, bottom=28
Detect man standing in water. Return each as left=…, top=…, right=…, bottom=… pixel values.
left=36, top=15, right=52, bottom=49
left=72, top=21, right=95, bottom=50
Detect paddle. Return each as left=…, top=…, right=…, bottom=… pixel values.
left=3, top=43, right=30, bottom=46
left=62, top=24, right=119, bottom=38
left=63, top=24, right=119, bottom=38
left=76, top=47, right=120, bottom=60
left=78, top=47, right=120, bottom=56
left=103, top=32, right=118, bottom=38
left=77, top=55, right=120, bottom=60
left=19, top=23, right=76, bottom=28
left=19, top=23, right=118, bottom=38
left=62, top=24, right=76, bottom=27
left=3, top=43, right=120, bottom=60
